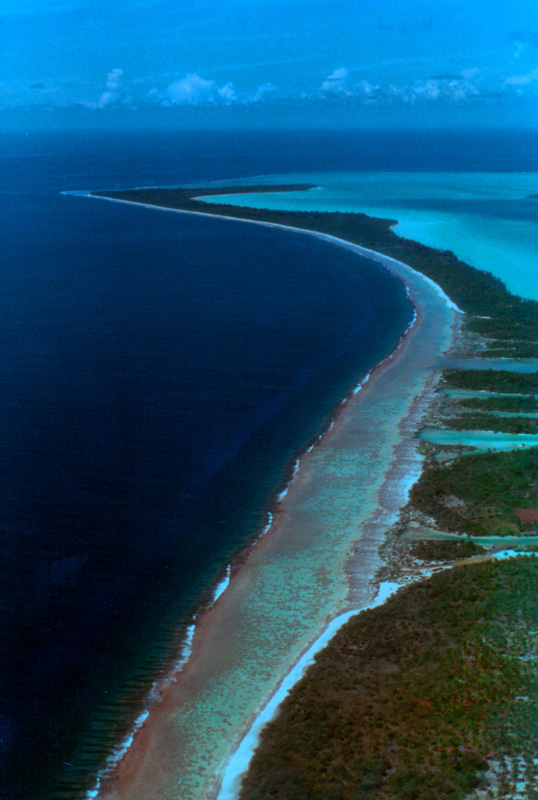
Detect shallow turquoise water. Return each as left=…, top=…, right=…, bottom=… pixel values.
left=418, top=427, right=538, bottom=452
left=439, top=357, right=538, bottom=373
left=201, top=172, right=538, bottom=302
left=489, top=411, right=538, bottom=418
left=438, top=388, right=538, bottom=400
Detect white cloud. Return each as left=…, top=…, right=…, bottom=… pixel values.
left=153, top=73, right=276, bottom=107
left=318, top=66, right=483, bottom=105
left=105, top=68, right=123, bottom=90
left=247, top=82, right=277, bottom=102
left=320, top=67, right=350, bottom=95
left=504, top=67, right=538, bottom=88
left=412, top=79, right=442, bottom=101
left=162, top=73, right=237, bottom=106
left=96, top=90, right=118, bottom=108
left=83, top=67, right=125, bottom=109
left=353, top=79, right=384, bottom=104
left=217, top=82, right=238, bottom=103
left=328, top=70, right=482, bottom=106
left=460, top=68, right=480, bottom=81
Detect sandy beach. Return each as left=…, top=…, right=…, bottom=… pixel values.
left=91, top=197, right=461, bottom=800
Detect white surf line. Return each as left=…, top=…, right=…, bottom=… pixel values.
left=82, top=622, right=196, bottom=800
left=258, top=511, right=273, bottom=539
left=350, top=305, right=418, bottom=399
left=215, top=581, right=402, bottom=800
left=87, top=193, right=463, bottom=316
left=211, top=565, right=231, bottom=605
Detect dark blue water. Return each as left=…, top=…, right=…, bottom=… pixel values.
left=2, top=128, right=536, bottom=799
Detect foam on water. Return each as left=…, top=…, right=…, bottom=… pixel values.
left=212, top=566, right=232, bottom=606
left=81, top=620, right=197, bottom=799
left=350, top=306, right=419, bottom=399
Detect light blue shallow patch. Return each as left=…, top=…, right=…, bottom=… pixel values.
left=438, top=389, right=538, bottom=400
left=418, top=427, right=538, bottom=453
left=485, top=411, right=538, bottom=419
left=439, top=358, right=538, bottom=373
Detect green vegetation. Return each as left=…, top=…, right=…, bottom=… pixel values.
left=410, top=448, right=538, bottom=537
left=482, top=343, right=538, bottom=358
left=470, top=316, right=538, bottom=344
left=239, top=560, right=538, bottom=800
left=442, top=369, right=538, bottom=394
left=409, top=539, right=486, bottom=561
left=442, top=413, right=538, bottom=434
left=455, top=396, right=538, bottom=413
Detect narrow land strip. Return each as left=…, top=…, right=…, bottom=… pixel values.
left=90, top=187, right=538, bottom=799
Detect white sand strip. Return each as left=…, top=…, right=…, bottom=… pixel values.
left=216, top=581, right=401, bottom=800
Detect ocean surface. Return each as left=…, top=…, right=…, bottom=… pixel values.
left=2, top=128, right=536, bottom=800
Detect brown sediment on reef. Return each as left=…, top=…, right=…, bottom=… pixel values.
left=89, top=190, right=462, bottom=800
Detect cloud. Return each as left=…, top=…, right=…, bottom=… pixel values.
left=402, top=75, right=480, bottom=103
left=152, top=73, right=276, bottom=107
left=504, top=67, right=538, bottom=88
left=354, top=79, right=384, bottom=103
left=320, top=70, right=483, bottom=106
left=83, top=67, right=125, bottom=109
left=105, top=68, right=123, bottom=90
left=160, top=73, right=237, bottom=106
left=78, top=69, right=275, bottom=112
left=319, top=67, right=479, bottom=105
left=247, top=82, right=277, bottom=102
left=320, top=67, right=350, bottom=95
left=511, top=31, right=538, bottom=61
left=460, top=68, right=480, bottom=81
left=94, top=91, right=117, bottom=108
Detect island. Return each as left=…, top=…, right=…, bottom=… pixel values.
left=91, top=185, right=538, bottom=800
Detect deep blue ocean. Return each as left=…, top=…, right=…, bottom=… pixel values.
left=2, top=128, right=537, bottom=799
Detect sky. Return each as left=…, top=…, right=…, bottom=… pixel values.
left=1, top=0, right=537, bottom=129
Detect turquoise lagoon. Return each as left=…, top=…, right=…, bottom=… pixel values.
left=439, top=389, right=538, bottom=400
left=200, top=172, right=538, bottom=302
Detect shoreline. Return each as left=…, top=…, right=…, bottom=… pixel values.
left=87, top=193, right=461, bottom=800
left=87, top=191, right=461, bottom=314
left=216, top=578, right=404, bottom=800
left=81, top=269, right=416, bottom=800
